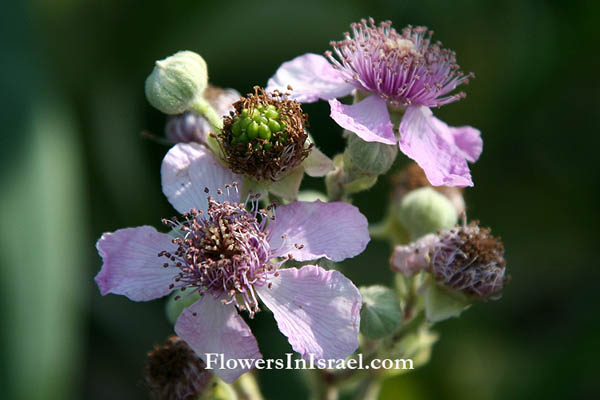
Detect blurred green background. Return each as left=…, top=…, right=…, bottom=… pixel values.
left=1, top=0, right=598, bottom=399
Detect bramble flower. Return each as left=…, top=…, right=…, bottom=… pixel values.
left=217, top=87, right=334, bottom=199
left=267, top=18, right=483, bottom=187
left=391, top=222, right=508, bottom=300
left=95, top=143, right=369, bottom=382
left=165, top=86, right=240, bottom=144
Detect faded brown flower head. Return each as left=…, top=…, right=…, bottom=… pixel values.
left=144, top=336, right=212, bottom=400
left=430, top=222, right=509, bottom=300
left=219, top=86, right=312, bottom=181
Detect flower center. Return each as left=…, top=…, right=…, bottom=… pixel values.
left=159, top=187, right=278, bottom=316
left=219, top=86, right=312, bottom=181
left=326, top=18, right=474, bottom=108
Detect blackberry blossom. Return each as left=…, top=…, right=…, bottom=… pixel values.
left=95, top=143, right=369, bottom=382
left=267, top=18, right=483, bottom=187
left=219, top=86, right=311, bottom=181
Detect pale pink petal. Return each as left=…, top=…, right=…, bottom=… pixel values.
left=268, top=201, right=369, bottom=262
left=266, top=53, right=354, bottom=103
left=390, top=234, right=439, bottom=277
left=95, top=226, right=177, bottom=301
left=329, top=96, right=396, bottom=145
left=257, top=265, right=361, bottom=361
left=161, top=143, right=241, bottom=214
left=399, top=106, right=474, bottom=187
left=449, top=125, right=483, bottom=163
left=175, top=295, right=262, bottom=383
left=302, top=147, right=334, bottom=177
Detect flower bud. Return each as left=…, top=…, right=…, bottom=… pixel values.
left=145, top=51, right=208, bottom=115
left=396, top=187, right=458, bottom=239
left=345, top=132, right=398, bottom=175
left=165, top=87, right=240, bottom=144
left=359, top=285, right=403, bottom=339
left=391, top=162, right=465, bottom=216
left=144, top=336, right=212, bottom=400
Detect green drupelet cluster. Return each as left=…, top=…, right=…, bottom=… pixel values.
left=230, top=104, right=289, bottom=150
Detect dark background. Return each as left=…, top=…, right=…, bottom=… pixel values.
left=1, top=0, right=598, bottom=399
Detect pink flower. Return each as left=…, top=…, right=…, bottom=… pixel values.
left=95, top=143, right=369, bottom=382
left=267, top=19, right=483, bottom=187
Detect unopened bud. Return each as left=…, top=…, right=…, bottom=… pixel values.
left=391, top=163, right=465, bottom=216
left=145, top=51, right=208, bottom=114
left=345, top=132, right=398, bottom=175
left=396, top=187, right=458, bottom=239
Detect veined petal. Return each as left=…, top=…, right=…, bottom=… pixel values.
left=266, top=53, right=354, bottom=103
left=329, top=96, right=396, bottom=145
left=257, top=265, right=361, bottom=361
left=399, top=106, right=475, bottom=187
left=175, top=295, right=262, bottom=383
left=268, top=201, right=369, bottom=262
left=161, top=143, right=242, bottom=214
left=95, top=226, right=177, bottom=301
left=302, top=147, right=334, bottom=177
left=448, top=125, right=483, bottom=163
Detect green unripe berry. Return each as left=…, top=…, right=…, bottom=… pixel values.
left=258, top=123, right=271, bottom=140
left=264, top=142, right=272, bottom=151
left=247, top=121, right=259, bottom=139
left=240, top=117, right=252, bottom=130
left=257, top=105, right=265, bottom=112
left=250, top=109, right=261, bottom=120
left=268, top=119, right=281, bottom=132
left=241, top=108, right=249, bottom=118
left=232, top=120, right=242, bottom=136
left=265, top=109, right=279, bottom=119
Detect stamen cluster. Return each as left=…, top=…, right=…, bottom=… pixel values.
left=429, top=222, right=508, bottom=300
left=159, top=187, right=277, bottom=316
left=220, top=86, right=311, bottom=181
left=326, top=18, right=474, bottom=107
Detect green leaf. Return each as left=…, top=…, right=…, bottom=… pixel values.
left=359, top=286, right=403, bottom=339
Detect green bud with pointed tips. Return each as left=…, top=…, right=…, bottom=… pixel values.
left=145, top=51, right=208, bottom=114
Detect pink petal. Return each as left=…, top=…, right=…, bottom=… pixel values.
left=95, top=226, right=177, bottom=301
left=268, top=201, right=370, bottom=262
left=329, top=96, right=396, bottom=145
left=266, top=53, right=354, bottom=103
left=257, top=265, right=361, bottom=361
left=450, top=125, right=483, bottom=163
left=161, top=143, right=241, bottom=214
left=175, top=295, right=262, bottom=383
left=390, top=234, right=439, bottom=277
left=399, top=106, right=475, bottom=187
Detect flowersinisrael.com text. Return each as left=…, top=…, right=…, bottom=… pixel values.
left=205, top=353, right=414, bottom=371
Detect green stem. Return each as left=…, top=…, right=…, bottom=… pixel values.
left=231, top=373, right=264, bottom=400
left=352, top=373, right=382, bottom=400
left=190, top=96, right=223, bottom=155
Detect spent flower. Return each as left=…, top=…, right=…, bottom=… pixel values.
left=95, top=143, right=369, bottom=382
left=144, top=335, right=213, bottom=400
left=267, top=18, right=483, bottom=187
left=391, top=221, right=508, bottom=300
